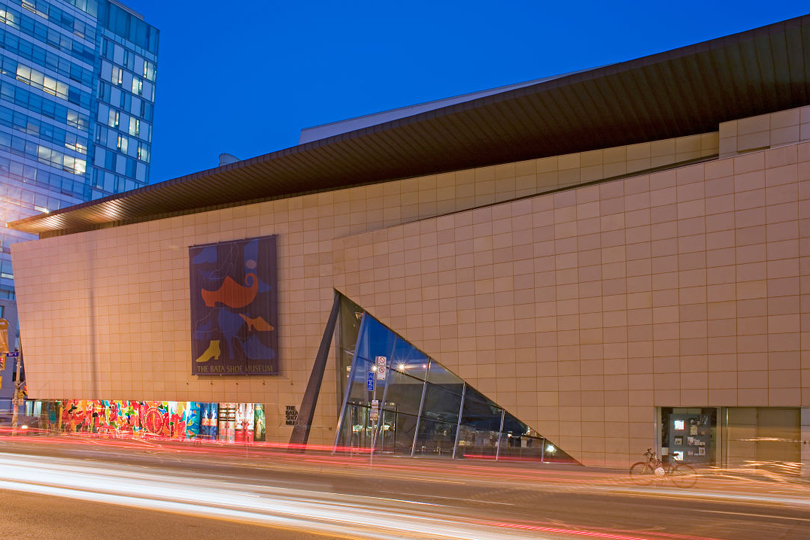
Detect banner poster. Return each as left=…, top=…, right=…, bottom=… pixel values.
left=184, top=402, right=202, bottom=440
left=218, top=403, right=236, bottom=442
left=87, top=400, right=102, bottom=433
left=140, top=401, right=169, bottom=437
left=168, top=402, right=187, bottom=439
left=189, top=236, right=279, bottom=376
left=254, top=404, right=266, bottom=442
left=62, top=400, right=90, bottom=432
left=199, top=402, right=219, bottom=441
left=235, top=403, right=255, bottom=443
left=122, top=401, right=139, bottom=432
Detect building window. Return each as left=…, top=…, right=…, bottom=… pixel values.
left=108, top=109, right=119, bottom=128
left=116, top=134, right=128, bottom=153
left=131, top=77, right=142, bottom=96
left=128, top=117, right=139, bottom=137
left=112, top=65, right=123, bottom=85
left=137, top=142, right=149, bottom=162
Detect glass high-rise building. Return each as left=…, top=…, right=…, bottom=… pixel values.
left=0, top=0, right=158, bottom=299
left=0, top=0, right=156, bottom=407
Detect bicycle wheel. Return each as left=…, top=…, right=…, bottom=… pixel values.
left=629, top=462, right=653, bottom=484
left=669, top=463, right=697, bottom=488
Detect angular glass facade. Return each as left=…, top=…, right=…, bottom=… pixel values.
left=0, top=0, right=158, bottom=298
left=334, top=295, right=576, bottom=463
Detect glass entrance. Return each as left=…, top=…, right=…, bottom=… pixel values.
left=333, top=294, right=575, bottom=463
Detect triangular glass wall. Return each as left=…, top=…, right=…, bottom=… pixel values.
left=333, top=294, right=577, bottom=463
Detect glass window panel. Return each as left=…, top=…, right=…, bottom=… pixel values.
left=461, top=397, right=501, bottom=432
left=31, top=70, right=44, bottom=87
left=427, top=361, right=464, bottom=395
left=379, top=367, right=424, bottom=417
left=375, top=410, right=417, bottom=456
left=462, top=385, right=499, bottom=409
left=390, top=338, right=429, bottom=377
left=16, top=64, right=30, bottom=81
left=354, top=314, right=396, bottom=364
left=346, top=355, right=373, bottom=406
left=335, top=403, right=371, bottom=450
left=456, top=424, right=501, bottom=458
left=338, top=296, right=363, bottom=356
left=421, top=382, right=462, bottom=425
left=414, top=419, right=456, bottom=457
left=501, top=412, right=530, bottom=437
left=336, top=296, right=364, bottom=399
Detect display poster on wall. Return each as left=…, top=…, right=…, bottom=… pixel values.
left=218, top=403, right=237, bottom=442
left=189, top=235, right=279, bottom=376
left=199, top=402, right=219, bottom=440
left=669, top=413, right=712, bottom=464
left=254, top=404, right=266, bottom=442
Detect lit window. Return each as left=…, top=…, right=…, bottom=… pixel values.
left=112, top=66, right=123, bottom=85
left=15, top=64, right=31, bottom=83
left=43, top=76, right=58, bottom=97
left=16, top=64, right=69, bottom=99
left=37, top=145, right=51, bottom=162
left=137, top=142, right=149, bottom=162
left=131, top=77, right=142, bottom=96
left=67, top=111, right=80, bottom=129
left=0, top=9, right=18, bottom=26
left=109, top=109, right=119, bottom=128
left=143, top=61, right=156, bottom=82
left=117, top=134, right=128, bottom=153
left=128, top=117, right=140, bottom=137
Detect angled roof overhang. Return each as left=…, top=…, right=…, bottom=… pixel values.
left=11, top=14, right=810, bottom=236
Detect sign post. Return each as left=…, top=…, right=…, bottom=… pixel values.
left=370, top=356, right=387, bottom=465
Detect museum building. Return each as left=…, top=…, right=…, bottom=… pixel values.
left=9, top=16, right=810, bottom=471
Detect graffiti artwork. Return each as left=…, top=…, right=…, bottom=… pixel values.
left=189, top=236, right=279, bottom=376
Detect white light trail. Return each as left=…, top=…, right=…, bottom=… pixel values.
left=0, top=453, right=555, bottom=540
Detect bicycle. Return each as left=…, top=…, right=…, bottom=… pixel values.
left=629, top=448, right=697, bottom=488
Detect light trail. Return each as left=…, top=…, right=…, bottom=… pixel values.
left=0, top=439, right=807, bottom=540
left=0, top=453, right=679, bottom=540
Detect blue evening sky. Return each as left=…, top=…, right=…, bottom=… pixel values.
left=123, top=1, right=809, bottom=184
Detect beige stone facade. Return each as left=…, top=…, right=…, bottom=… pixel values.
left=10, top=107, right=810, bottom=468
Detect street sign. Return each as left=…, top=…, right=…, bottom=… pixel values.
left=366, top=371, right=375, bottom=391
left=375, top=356, right=387, bottom=380
left=370, top=399, right=379, bottom=421
left=6, top=351, right=19, bottom=358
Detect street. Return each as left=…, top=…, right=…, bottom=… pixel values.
left=0, top=436, right=808, bottom=539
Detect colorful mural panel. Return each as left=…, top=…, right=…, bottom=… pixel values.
left=189, top=236, right=279, bottom=376
left=49, top=400, right=262, bottom=444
